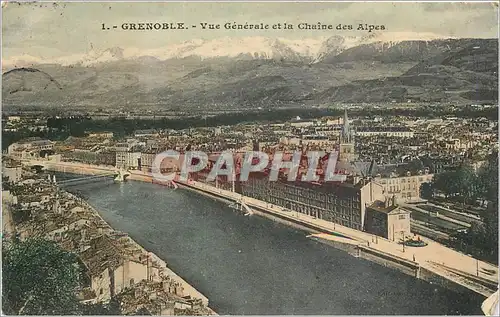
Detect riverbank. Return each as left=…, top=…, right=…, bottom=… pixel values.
left=40, top=162, right=497, bottom=298
left=48, top=181, right=216, bottom=314
left=73, top=176, right=487, bottom=315
left=163, top=175, right=497, bottom=298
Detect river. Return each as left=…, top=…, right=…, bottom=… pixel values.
left=65, top=178, right=484, bottom=315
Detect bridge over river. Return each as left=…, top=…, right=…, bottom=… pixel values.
left=57, top=173, right=117, bottom=185
left=21, top=159, right=130, bottom=183
left=19, top=158, right=499, bottom=300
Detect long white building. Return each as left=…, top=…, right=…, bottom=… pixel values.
left=356, top=127, right=414, bottom=138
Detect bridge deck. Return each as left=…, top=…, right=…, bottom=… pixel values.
left=16, top=159, right=499, bottom=297
left=58, top=173, right=117, bottom=183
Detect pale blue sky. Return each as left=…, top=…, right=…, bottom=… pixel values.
left=2, top=2, right=498, bottom=59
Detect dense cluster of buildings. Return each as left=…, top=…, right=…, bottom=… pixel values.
left=1, top=163, right=212, bottom=315
left=188, top=113, right=413, bottom=242
left=7, top=137, right=55, bottom=159
left=4, top=109, right=497, bottom=243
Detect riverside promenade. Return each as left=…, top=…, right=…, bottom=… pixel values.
left=21, top=159, right=499, bottom=297
left=173, top=178, right=498, bottom=298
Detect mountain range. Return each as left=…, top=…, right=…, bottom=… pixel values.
left=2, top=34, right=498, bottom=110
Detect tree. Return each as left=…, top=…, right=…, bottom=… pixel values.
left=453, top=151, right=499, bottom=263
left=482, top=151, right=498, bottom=203
left=478, top=151, right=499, bottom=262
left=432, top=171, right=455, bottom=197
left=3, top=176, right=12, bottom=190
left=408, top=158, right=424, bottom=172
left=431, top=165, right=478, bottom=203
left=454, top=165, right=476, bottom=204
left=69, top=123, right=86, bottom=137
left=420, top=182, right=434, bottom=200
left=2, top=239, right=82, bottom=315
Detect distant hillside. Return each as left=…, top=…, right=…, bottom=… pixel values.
left=2, top=37, right=498, bottom=110
left=309, top=39, right=498, bottom=104
left=2, top=68, right=62, bottom=95
left=320, top=38, right=488, bottom=64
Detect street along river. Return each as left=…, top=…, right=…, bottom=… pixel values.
left=69, top=179, right=484, bottom=315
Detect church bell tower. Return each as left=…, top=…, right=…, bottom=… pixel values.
left=339, top=108, right=356, bottom=162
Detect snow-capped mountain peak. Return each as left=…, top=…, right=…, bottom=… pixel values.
left=2, top=32, right=453, bottom=69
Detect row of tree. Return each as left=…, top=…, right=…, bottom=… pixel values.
left=421, top=151, right=498, bottom=263
left=425, top=152, right=498, bottom=206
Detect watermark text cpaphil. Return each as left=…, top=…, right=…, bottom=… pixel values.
left=151, top=150, right=347, bottom=183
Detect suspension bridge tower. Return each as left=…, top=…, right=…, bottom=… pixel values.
left=114, top=168, right=131, bottom=182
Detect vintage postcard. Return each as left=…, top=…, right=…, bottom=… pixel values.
left=1, top=1, right=499, bottom=315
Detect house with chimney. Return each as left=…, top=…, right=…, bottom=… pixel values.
left=113, top=279, right=210, bottom=315
left=364, top=195, right=411, bottom=242
left=79, top=234, right=163, bottom=303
